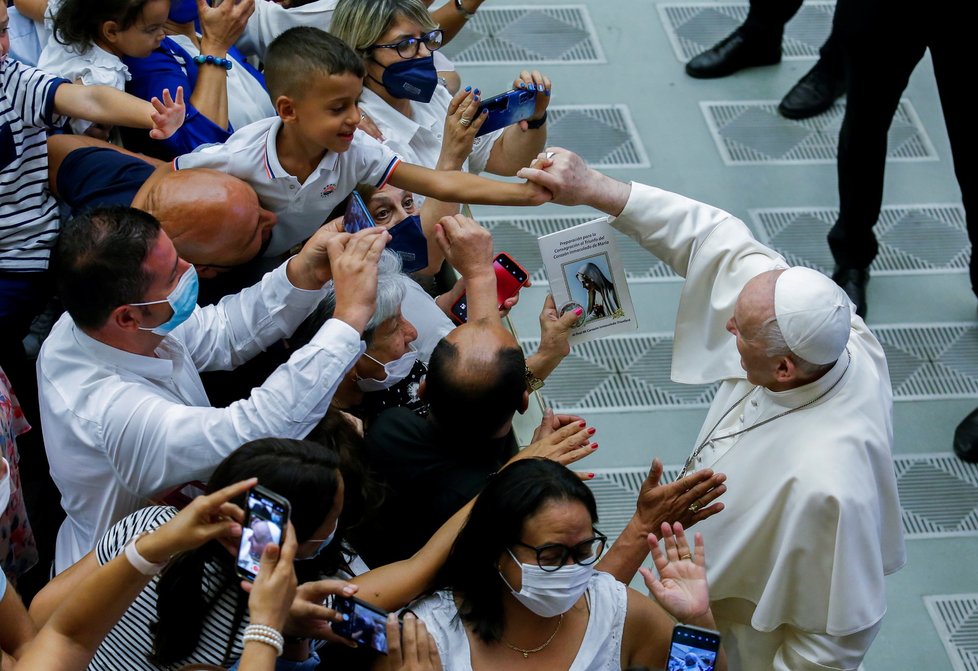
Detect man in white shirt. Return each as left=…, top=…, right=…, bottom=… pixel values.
left=519, top=150, right=906, bottom=671
left=38, top=205, right=388, bottom=572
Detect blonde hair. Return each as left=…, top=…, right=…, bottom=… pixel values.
left=330, top=0, right=438, bottom=56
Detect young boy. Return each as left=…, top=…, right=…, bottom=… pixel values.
left=173, top=27, right=550, bottom=258
left=0, top=0, right=184, bottom=399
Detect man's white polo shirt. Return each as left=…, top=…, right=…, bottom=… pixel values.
left=174, top=116, right=401, bottom=257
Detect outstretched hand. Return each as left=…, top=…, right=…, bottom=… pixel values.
left=517, top=148, right=630, bottom=213
left=510, top=408, right=596, bottom=477
left=633, top=460, right=726, bottom=533
left=639, top=522, right=710, bottom=623
left=136, top=477, right=253, bottom=563
left=148, top=87, right=186, bottom=140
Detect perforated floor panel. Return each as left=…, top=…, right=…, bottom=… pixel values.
left=545, top=105, right=651, bottom=168
left=702, top=100, right=936, bottom=165
left=589, top=454, right=978, bottom=546
left=924, top=595, right=978, bottom=671
left=522, top=323, right=978, bottom=411
left=438, top=5, right=605, bottom=64
left=751, top=204, right=971, bottom=275
left=484, top=213, right=677, bottom=284
left=658, top=2, right=836, bottom=62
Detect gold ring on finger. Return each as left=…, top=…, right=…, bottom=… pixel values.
left=679, top=553, right=692, bottom=561
left=459, top=118, right=472, bottom=127
left=688, top=502, right=701, bottom=512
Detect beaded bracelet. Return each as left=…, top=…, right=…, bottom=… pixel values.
left=526, top=111, right=548, bottom=129
left=243, top=624, right=285, bottom=656
left=192, top=54, right=233, bottom=71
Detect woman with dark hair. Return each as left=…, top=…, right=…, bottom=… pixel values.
left=28, top=436, right=475, bottom=670
left=409, top=459, right=728, bottom=670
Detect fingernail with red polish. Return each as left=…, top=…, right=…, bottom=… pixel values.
left=578, top=421, right=586, bottom=427
left=588, top=473, right=595, bottom=479
left=590, top=443, right=598, bottom=450
left=587, top=427, right=596, bottom=435
left=574, top=307, right=583, bottom=315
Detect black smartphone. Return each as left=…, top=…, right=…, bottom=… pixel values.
left=332, top=596, right=391, bottom=655
left=236, top=486, right=290, bottom=582
left=475, top=88, right=538, bottom=137
left=344, top=191, right=376, bottom=233
left=666, top=624, right=721, bottom=671
left=450, top=252, right=530, bottom=324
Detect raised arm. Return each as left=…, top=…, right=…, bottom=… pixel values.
left=14, top=480, right=254, bottom=671
left=388, top=161, right=551, bottom=208
left=53, top=84, right=185, bottom=140
left=483, top=72, right=550, bottom=176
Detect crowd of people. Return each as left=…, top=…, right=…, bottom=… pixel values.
left=2, top=0, right=958, bottom=668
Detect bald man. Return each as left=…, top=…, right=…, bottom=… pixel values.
left=48, top=135, right=276, bottom=275
left=520, top=149, right=906, bottom=671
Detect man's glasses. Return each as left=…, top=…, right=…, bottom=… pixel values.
left=513, top=531, right=608, bottom=572
left=371, top=29, right=444, bottom=60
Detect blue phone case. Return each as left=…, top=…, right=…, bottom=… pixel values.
left=344, top=191, right=376, bottom=233
left=475, top=88, right=538, bottom=137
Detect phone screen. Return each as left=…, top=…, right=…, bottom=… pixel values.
left=344, top=191, right=376, bottom=233
left=667, top=625, right=720, bottom=671
left=332, top=596, right=390, bottom=654
left=236, top=487, right=289, bottom=582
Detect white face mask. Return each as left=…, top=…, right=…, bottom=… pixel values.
left=0, top=458, right=11, bottom=515
left=498, top=548, right=594, bottom=618
left=356, top=346, right=419, bottom=392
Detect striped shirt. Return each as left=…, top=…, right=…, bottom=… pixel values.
left=90, top=506, right=248, bottom=671
left=0, top=58, right=68, bottom=272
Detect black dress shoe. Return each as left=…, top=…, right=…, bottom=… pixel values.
left=953, top=407, right=978, bottom=463
left=832, top=266, right=869, bottom=319
left=685, top=31, right=781, bottom=79
left=778, top=62, right=847, bottom=119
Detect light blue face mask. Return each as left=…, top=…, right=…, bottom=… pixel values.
left=131, top=266, right=199, bottom=336
left=297, top=523, right=338, bottom=562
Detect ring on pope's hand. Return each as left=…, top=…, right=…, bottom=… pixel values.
left=679, top=554, right=692, bottom=561
left=546, top=151, right=555, bottom=159
left=688, top=502, right=701, bottom=512
left=459, top=117, right=472, bottom=127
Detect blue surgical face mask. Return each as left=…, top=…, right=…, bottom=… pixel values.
left=377, top=55, right=438, bottom=103
left=168, top=0, right=198, bottom=24
left=131, top=266, right=199, bottom=336
left=386, top=215, right=429, bottom=273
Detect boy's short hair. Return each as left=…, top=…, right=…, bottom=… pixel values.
left=264, top=27, right=366, bottom=102
left=330, top=0, right=439, bottom=55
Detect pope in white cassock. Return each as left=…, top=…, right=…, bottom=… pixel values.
left=520, top=150, right=906, bottom=671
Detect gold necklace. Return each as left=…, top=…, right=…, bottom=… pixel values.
left=501, top=613, right=563, bottom=659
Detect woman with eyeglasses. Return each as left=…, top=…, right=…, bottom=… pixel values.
left=330, top=0, right=552, bottom=275
left=407, top=459, right=728, bottom=670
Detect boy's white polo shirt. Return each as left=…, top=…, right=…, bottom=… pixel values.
left=174, top=116, right=401, bottom=257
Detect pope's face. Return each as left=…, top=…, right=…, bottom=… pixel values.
left=727, top=277, right=780, bottom=388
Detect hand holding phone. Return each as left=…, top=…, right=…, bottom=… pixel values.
left=667, top=624, right=720, bottom=671
left=450, top=252, right=530, bottom=324
left=236, top=486, right=290, bottom=582
left=332, top=596, right=392, bottom=654
left=475, top=88, right=538, bottom=137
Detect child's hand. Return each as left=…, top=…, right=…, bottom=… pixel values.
left=514, top=70, right=552, bottom=131
left=148, top=87, right=186, bottom=140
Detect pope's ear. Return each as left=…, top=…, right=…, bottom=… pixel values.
left=776, top=356, right=796, bottom=382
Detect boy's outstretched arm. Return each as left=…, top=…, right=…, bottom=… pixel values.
left=387, top=162, right=551, bottom=208
left=53, top=85, right=186, bottom=139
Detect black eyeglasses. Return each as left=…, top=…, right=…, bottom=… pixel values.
left=513, top=531, right=607, bottom=572
left=370, top=29, right=444, bottom=59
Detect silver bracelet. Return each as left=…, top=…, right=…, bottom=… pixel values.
left=123, top=532, right=168, bottom=576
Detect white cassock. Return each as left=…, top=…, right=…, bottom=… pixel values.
left=610, top=183, right=907, bottom=670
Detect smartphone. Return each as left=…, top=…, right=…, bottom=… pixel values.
left=667, top=624, right=721, bottom=671
left=332, top=596, right=391, bottom=655
left=450, top=252, right=530, bottom=324
left=236, top=486, right=290, bottom=582
left=475, top=88, right=538, bottom=137
left=344, top=191, right=376, bottom=233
